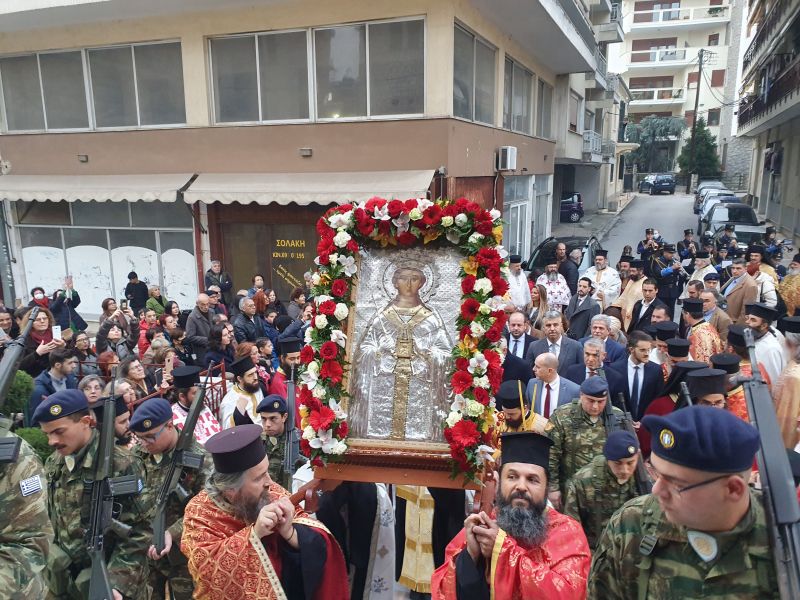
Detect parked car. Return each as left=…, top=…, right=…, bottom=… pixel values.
left=694, top=180, right=724, bottom=195
left=640, top=174, right=676, bottom=195
left=560, top=192, right=584, bottom=223
left=523, top=235, right=602, bottom=280
left=710, top=224, right=766, bottom=252
left=697, top=191, right=739, bottom=227
left=693, top=182, right=727, bottom=212
left=699, top=202, right=763, bottom=237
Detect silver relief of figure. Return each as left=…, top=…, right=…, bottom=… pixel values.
left=349, top=249, right=457, bottom=443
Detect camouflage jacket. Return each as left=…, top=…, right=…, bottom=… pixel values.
left=0, top=426, right=53, bottom=599
left=264, top=432, right=287, bottom=487
left=44, top=430, right=150, bottom=599
left=562, top=454, right=638, bottom=549
left=588, top=492, right=779, bottom=600
left=133, top=436, right=210, bottom=544
left=546, top=399, right=624, bottom=494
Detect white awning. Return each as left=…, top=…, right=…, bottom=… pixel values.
left=0, top=173, right=196, bottom=202
left=183, top=170, right=435, bottom=206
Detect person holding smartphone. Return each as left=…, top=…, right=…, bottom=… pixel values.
left=19, top=307, right=67, bottom=378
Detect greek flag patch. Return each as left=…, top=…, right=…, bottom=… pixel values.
left=20, top=475, right=42, bottom=496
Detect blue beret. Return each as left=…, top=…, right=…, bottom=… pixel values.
left=32, top=389, right=88, bottom=425
left=130, top=398, right=173, bottom=433
left=703, top=272, right=720, bottom=281
left=642, top=406, right=759, bottom=473
left=257, top=394, right=287, bottom=414
left=580, top=376, right=608, bottom=397
left=603, top=430, right=640, bottom=461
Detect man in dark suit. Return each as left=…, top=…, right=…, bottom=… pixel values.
left=565, top=277, right=601, bottom=340
left=500, top=337, right=533, bottom=385
left=525, top=309, right=583, bottom=376
left=563, top=338, right=625, bottom=404
left=525, top=352, right=581, bottom=419
left=505, top=311, right=535, bottom=361
left=579, top=314, right=625, bottom=365
left=627, top=278, right=667, bottom=333
left=606, top=331, right=663, bottom=420
left=557, top=242, right=580, bottom=296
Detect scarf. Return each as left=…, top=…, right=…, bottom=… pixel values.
left=31, top=328, right=53, bottom=346
left=32, top=296, right=49, bottom=309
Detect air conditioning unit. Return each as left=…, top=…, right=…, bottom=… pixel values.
left=496, top=146, right=517, bottom=172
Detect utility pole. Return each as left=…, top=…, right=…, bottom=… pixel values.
left=686, top=48, right=704, bottom=193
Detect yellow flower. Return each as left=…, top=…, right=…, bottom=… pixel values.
left=299, top=405, right=309, bottom=419
left=457, top=336, right=478, bottom=354
left=492, top=225, right=503, bottom=245
left=461, top=257, right=479, bottom=276
left=423, top=230, right=441, bottom=244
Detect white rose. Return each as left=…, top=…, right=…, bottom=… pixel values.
left=442, top=215, right=454, bottom=227
left=311, top=386, right=326, bottom=399
left=314, top=294, right=332, bottom=305
left=473, top=278, right=493, bottom=295
left=466, top=399, right=485, bottom=417
left=468, top=232, right=484, bottom=244
left=474, top=375, right=490, bottom=389
left=334, top=303, right=349, bottom=320
left=408, top=207, right=423, bottom=221
left=470, top=321, right=486, bottom=337
left=328, top=253, right=339, bottom=265
left=455, top=213, right=469, bottom=227
left=333, top=230, right=351, bottom=248
left=314, top=314, right=328, bottom=329
left=302, top=426, right=316, bottom=441
left=479, top=304, right=491, bottom=315
left=304, top=327, right=313, bottom=343
left=307, top=361, right=320, bottom=375
left=446, top=411, right=462, bottom=428
left=446, top=229, right=461, bottom=244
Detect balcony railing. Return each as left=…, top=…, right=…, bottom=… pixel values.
left=630, top=47, right=697, bottom=64
left=595, top=47, right=608, bottom=79
left=602, top=139, right=616, bottom=157
left=743, top=0, right=790, bottom=72
left=632, top=4, right=730, bottom=23
left=630, top=87, right=686, bottom=102
left=611, top=2, right=622, bottom=23
left=583, top=130, right=603, bottom=154
left=738, top=58, right=800, bottom=129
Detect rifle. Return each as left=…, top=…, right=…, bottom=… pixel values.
left=151, top=363, right=213, bottom=554
left=86, top=379, right=143, bottom=600
left=677, top=382, right=694, bottom=410
left=283, top=364, right=300, bottom=488
left=603, top=393, right=653, bottom=495
left=0, top=306, right=39, bottom=462
left=742, top=328, right=800, bottom=599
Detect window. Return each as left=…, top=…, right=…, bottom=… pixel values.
left=453, top=25, right=496, bottom=125
left=685, top=110, right=695, bottom=126
left=39, top=52, right=90, bottom=129
left=688, top=71, right=699, bottom=89
left=210, top=37, right=259, bottom=123
left=708, top=33, right=719, bottom=46
left=503, top=57, right=534, bottom=134
left=368, top=20, right=424, bottom=115
left=568, top=91, right=582, bottom=133
left=502, top=176, right=533, bottom=257
left=88, top=47, right=138, bottom=127
left=536, top=79, right=553, bottom=138
left=707, top=108, right=720, bottom=126
left=315, top=25, right=367, bottom=119
left=711, top=69, right=725, bottom=87
left=259, top=32, right=309, bottom=121
left=0, top=55, right=45, bottom=130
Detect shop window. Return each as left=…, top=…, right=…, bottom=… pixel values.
left=537, top=79, right=553, bottom=138
left=453, top=25, right=496, bottom=125
left=71, top=202, right=129, bottom=227
left=15, top=201, right=71, bottom=225
left=64, top=228, right=114, bottom=311
left=130, top=201, right=192, bottom=228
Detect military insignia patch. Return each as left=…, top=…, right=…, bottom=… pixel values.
left=20, top=475, right=42, bottom=496
left=50, top=404, right=62, bottom=416
left=273, top=401, right=279, bottom=409
left=687, top=530, right=718, bottom=562
left=143, top=419, right=152, bottom=429
left=627, top=445, right=636, bottom=455
left=659, top=429, right=675, bottom=449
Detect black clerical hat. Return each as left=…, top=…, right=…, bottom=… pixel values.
left=278, top=337, right=303, bottom=355
left=686, top=368, right=727, bottom=398
left=206, top=424, right=266, bottom=474
left=172, top=365, right=202, bottom=389
left=229, top=356, right=256, bottom=378
left=495, top=379, right=529, bottom=410
left=500, top=431, right=553, bottom=471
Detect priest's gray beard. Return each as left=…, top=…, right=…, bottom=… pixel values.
left=547, top=272, right=558, bottom=282
left=496, top=489, right=549, bottom=548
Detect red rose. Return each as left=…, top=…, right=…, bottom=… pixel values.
left=475, top=219, right=493, bottom=236
left=316, top=219, right=332, bottom=236
left=491, top=277, right=509, bottom=296
left=461, top=275, right=476, bottom=294
left=448, top=419, right=480, bottom=449
left=455, top=357, right=469, bottom=371
left=404, top=199, right=419, bottom=211
left=442, top=204, right=459, bottom=218
left=330, top=279, right=348, bottom=298
left=346, top=239, right=359, bottom=253
left=483, top=324, right=501, bottom=343
left=377, top=220, right=392, bottom=236
left=319, top=341, right=339, bottom=361
left=459, top=325, right=472, bottom=340
left=397, top=231, right=417, bottom=246
left=474, top=388, right=490, bottom=405
left=320, top=360, right=344, bottom=384
left=357, top=220, right=374, bottom=237
left=387, top=199, right=405, bottom=218
left=336, top=421, right=349, bottom=438
left=465, top=201, right=481, bottom=215
left=298, top=385, right=313, bottom=405
left=364, top=197, right=387, bottom=213
left=485, top=350, right=501, bottom=367
left=318, top=300, right=336, bottom=316
left=309, top=405, right=336, bottom=431
left=317, top=253, right=330, bottom=266
left=451, top=371, right=474, bottom=394
left=487, top=365, right=503, bottom=391
left=305, top=397, right=322, bottom=412
left=455, top=198, right=469, bottom=210
left=300, top=438, right=312, bottom=457
left=460, top=298, right=481, bottom=321
left=476, top=248, right=501, bottom=267
left=422, top=205, right=443, bottom=227
left=300, top=345, right=315, bottom=365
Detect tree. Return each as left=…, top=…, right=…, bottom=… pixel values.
left=625, top=115, right=687, bottom=173
left=677, top=116, right=721, bottom=178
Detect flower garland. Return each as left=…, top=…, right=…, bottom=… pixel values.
left=298, top=196, right=508, bottom=481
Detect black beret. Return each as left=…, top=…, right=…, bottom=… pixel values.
left=686, top=368, right=727, bottom=398
left=682, top=298, right=704, bottom=314
left=32, top=389, right=89, bottom=425
left=724, top=224, right=735, bottom=231
left=278, top=337, right=303, bottom=355
left=643, top=406, right=759, bottom=473
left=630, top=260, right=645, bottom=269
left=501, top=431, right=553, bottom=471
left=663, top=244, right=676, bottom=252
left=509, top=254, right=522, bottom=264
left=744, top=302, right=778, bottom=322
left=766, top=226, right=776, bottom=235
left=666, top=338, right=691, bottom=357
left=90, top=394, right=129, bottom=425
left=229, top=356, right=256, bottom=378
left=710, top=353, right=741, bottom=374
left=130, top=398, right=173, bottom=433
left=205, top=424, right=266, bottom=474
left=496, top=379, right=529, bottom=410
left=257, top=394, right=287, bottom=414
left=172, top=365, right=202, bottom=389
left=603, top=430, right=639, bottom=460
left=695, top=251, right=710, bottom=259
left=780, top=316, right=800, bottom=334
left=654, top=321, right=679, bottom=341
left=684, top=228, right=693, bottom=235
left=703, top=272, right=720, bottom=281
left=581, top=376, right=608, bottom=398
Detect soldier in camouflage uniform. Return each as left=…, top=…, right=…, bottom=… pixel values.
left=0, top=425, right=53, bottom=598
left=588, top=406, right=779, bottom=599
left=256, top=394, right=289, bottom=486
left=34, top=390, right=150, bottom=600
left=546, top=376, right=623, bottom=509
left=563, top=430, right=640, bottom=549
left=130, top=397, right=210, bottom=600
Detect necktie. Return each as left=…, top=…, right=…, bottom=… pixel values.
left=549, top=343, right=557, bottom=356
left=631, top=365, right=640, bottom=415
left=544, top=384, right=552, bottom=418
left=512, top=338, right=520, bottom=357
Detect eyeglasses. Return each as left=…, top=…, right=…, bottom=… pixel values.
left=136, top=423, right=168, bottom=444
left=645, top=461, right=729, bottom=495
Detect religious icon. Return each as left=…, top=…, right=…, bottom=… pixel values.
left=347, top=247, right=460, bottom=447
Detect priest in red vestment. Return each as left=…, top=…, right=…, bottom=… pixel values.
left=268, top=337, right=302, bottom=425
left=181, top=424, right=348, bottom=600
left=431, top=431, right=591, bottom=599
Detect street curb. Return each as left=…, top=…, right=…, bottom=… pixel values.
left=597, top=193, right=638, bottom=243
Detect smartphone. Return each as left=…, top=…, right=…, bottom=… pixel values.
left=52, top=325, right=62, bottom=341
left=120, top=299, right=128, bottom=310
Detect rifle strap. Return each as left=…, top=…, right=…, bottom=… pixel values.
left=636, top=497, right=661, bottom=600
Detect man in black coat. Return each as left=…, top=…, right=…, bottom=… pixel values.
left=124, top=271, right=149, bottom=315
left=564, top=277, right=601, bottom=339
left=505, top=311, right=535, bottom=360
left=557, top=243, right=580, bottom=296
left=606, top=331, right=663, bottom=420
left=627, top=278, right=668, bottom=333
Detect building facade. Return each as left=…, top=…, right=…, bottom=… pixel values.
left=0, top=0, right=609, bottom=315
left=738, top=0, right=800, bottom=237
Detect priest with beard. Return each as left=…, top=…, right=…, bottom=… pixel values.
left=779, top=253, right=800, bottom=316
left=181, top=424, right=349, bottom=599
left=431, top=432, right=591, bottom=599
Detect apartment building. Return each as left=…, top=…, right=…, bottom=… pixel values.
left=552, top=0, right=634, bottom=215
left=0, top=0, right=603, bottom=313
left=738, top=0, right=800, bottom=237
left=612, top=0, right=737, bottom=171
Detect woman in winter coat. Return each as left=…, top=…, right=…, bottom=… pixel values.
left=48, top=285, right=88, bottom=332
left=95, top=308, right=139, bottom=361
left=69, top=330, right=100, bottom=378
left=19, top=307, right=67, bottom=378
left=145, top=285, right=168, bottom=316
left=203, top=323, right=235, bottom=369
